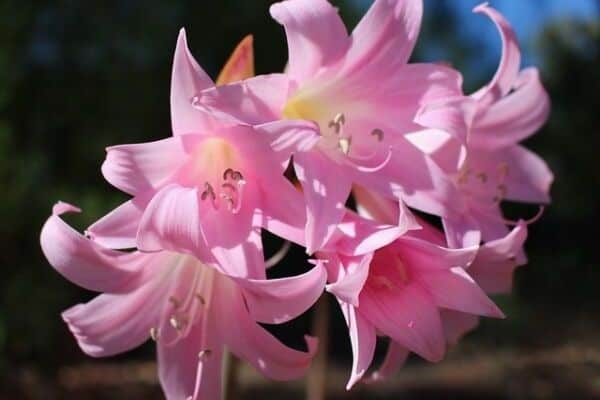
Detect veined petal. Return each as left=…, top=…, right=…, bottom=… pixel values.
left=270, top=0, right=349, bottom=82
left=472, top=68, right=550, bottom=150
left=216, top=35, right=255, bottom=85
left=62, top=258, right=172, bottom=357
left=255, top=119, right=320, bottom=167
left=101, top=136, right=191, bottom=196
left=397, top=236, right=478, bottom=271
left=232, top=264, right=326, bottom=324
left=339, top=302, right=376, bottom=390
left=368, top=341, right=409, bottom=383
left=343, top=0, right=423, bottom=75
left=471, top=3, right=521, bottom=106
left=294, top=151, right=352, bottom=254
left=40, top=204, right=144, bottom=292
left=361, top=285, right=445, bottom=362
left=468, top=222, right=528, bottom=294
left=198, top=74, right=292, bottom=125
left=417, top=267, right=504, bottom=318
left=223, top=283, right=318, bottom=381
left=86, top=194, right=150, bottom=249
left=171, top=29, right=217, bottom=136
left=136, top=184, right=207, bottom=258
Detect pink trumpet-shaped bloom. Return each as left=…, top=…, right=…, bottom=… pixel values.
left=318, top=203, right=503, bottom=389
left=413, top=3, right=553, bottom=248
left=353, top=186, right=528, bottom=379
left=191, top=0, right=465, bottom=253
left=41, top=205, right=326, bottom=400
left=86, top=30, right=319, bottom=278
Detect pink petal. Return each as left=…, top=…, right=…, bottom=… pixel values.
left=101, top=136, right=190, bottom=196
left=417, top=267, right=504, bottom=318
left=255, top=119, right=321, bottom=167
left=339, top=301, right=376, bottom=390
left=471, top=3, right=521, bottom=106
left=52, top=201, right=81, bottom=215
left=366, top=138, right=466, bottom=218
left=397, top=236, right=478, bottom=272
left=368, top=341, right=409, bottom=383
left=40, top=207, right=145, bottom=292
left=472, top=68, right=550, bottom=150
left=501, top=145, right=553, bottom=204
left=294, top=151, right=352, bottom=254
left=62, top=261, right=170, bottom=357
left=442, top=213, right=482, bottom=248
left=136, top=184, right=207, bottom=258
left=325, top=253, right=372, bottom=307
left=158, top=314, right=223, bottom=400
left=86, top=195, right=149, bottom=249
left=440, top=310, right=479, bottom=345
left=198, top=74, right=292, bottom=125
left=231, top=263, right=326, bottom=324
left=353, top=185, right=398, bottom=225
left=255, top=177, right=307, bottom=246
left=468, top=222, right=528, bottom=294
left=333, top=210, right=409, bottom=256
left=170, top=29, right=216, bottom=136
left=270, top=0, right=349, bottom=82
left=361, top=285, right=445, bottom=362
left=342, top=0, right=423, bottom=75
left=222, top=284, right=318, bottom=381
left=414, top=96, right=478, bottom=146
left=406, top=216, right=446, bottom=247
left=215, top=35, right=255, bottom=85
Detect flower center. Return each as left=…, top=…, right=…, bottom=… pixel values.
left=367, top=249, right=411, bottom=291
left=185, top=137, right=247, bottom=213
left=283, top=85, right=385, bottom=161
left=456, top=161, right=510, bottom=205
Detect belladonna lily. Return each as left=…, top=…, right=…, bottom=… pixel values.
left=352, top=186, right=528, bottom=380
left=40, top=204, right=326, bottom=399
left=85, top=30, right=320, bottom=277
left=412, top=3, right=553, bottom=248
left=316, top=202, right=504, bottom=389
left=191, top=0, right=467, bottom=253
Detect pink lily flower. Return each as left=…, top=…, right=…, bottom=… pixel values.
left=41, top=204, right=326, bottom=400
left=192, top=0, right=466, bottom=253
left=413, top=3, right=553, bottom=248
left=353, top=186, right=528, bottom=380
left=317, top=202, right=503, bottom=389
left=85, top=30, right=319, bottom=277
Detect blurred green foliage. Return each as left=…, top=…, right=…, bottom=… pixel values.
left=0, top=0, right=598, bottom=385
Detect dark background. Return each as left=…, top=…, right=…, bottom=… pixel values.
left=1, top=0, right=599, bottom=398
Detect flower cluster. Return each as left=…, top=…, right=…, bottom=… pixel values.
left=40, top=1, right=552, bottom=398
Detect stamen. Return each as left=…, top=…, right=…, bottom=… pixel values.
left=457, top=168, right=471, bottom=184
left=169, top=316, right=188, bottom=331
left=339, top=137, right=351, bottom=155
left=150, top=327, right=159, bottom=341
left=195, top=294, right=206, bottom=305
left=371, top=128, right=384, bottom=141
left=200, top=182, right=216, bottom=201
left=498, top=162, right=509, bottom=179
left=231, top=180, right=246, bottom=214
left=395, top=259, right=409, bottom=284
left=372, top=275, right=394, bottom=289
left=198, top=349, right=212, bottom=360
left=223, top=168, right=234, bottom=180
left=328, top=112, right=346, bottom=134
left=476, top=172, right=488, bottom=183
left=168, top=296, right=180, bottom=309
